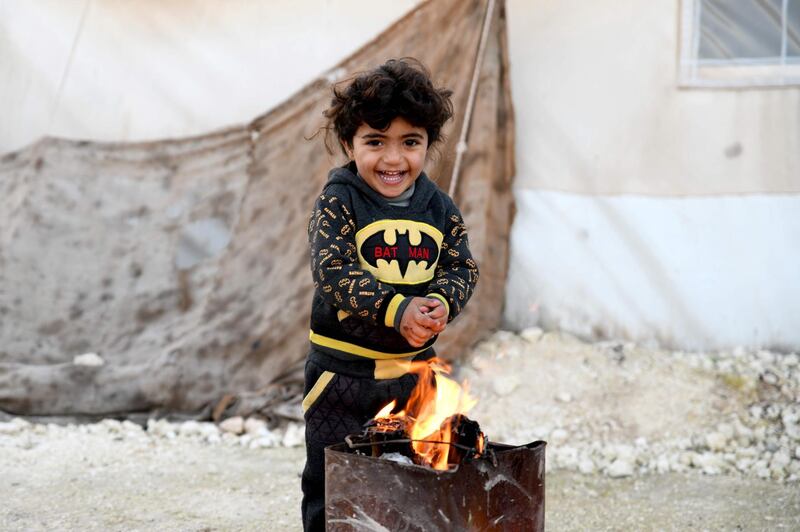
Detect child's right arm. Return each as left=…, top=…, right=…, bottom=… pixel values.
left=308, top=192, right=406, bottom=328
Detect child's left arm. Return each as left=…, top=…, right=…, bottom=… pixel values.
left=425, top=204, right=479, bottom=323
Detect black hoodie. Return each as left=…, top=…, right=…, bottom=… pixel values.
left=307, top=163, right=479, bottom=361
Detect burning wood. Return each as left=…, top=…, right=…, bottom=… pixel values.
left=327, top=358, right=546, bottom=530
left=347, top=358, right=488, bottom=469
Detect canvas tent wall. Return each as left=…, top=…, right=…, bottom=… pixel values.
left=0, top=0, right=515, bottom=417
left=1, top=0, right=798, bottom=420
left=502, top=0, right=800, bottom=350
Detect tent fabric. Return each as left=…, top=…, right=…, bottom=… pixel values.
left=0, top=0, right=515, bottom=418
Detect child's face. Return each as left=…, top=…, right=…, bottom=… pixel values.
left=347, top=117, right=428, bottom=198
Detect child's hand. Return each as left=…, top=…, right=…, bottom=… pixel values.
left=418, top=299, right=447, bottom=334
left=399, top=297, right=444, bottom=347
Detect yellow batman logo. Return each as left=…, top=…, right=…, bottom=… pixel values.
left=355, top=220, right=443, bottom=284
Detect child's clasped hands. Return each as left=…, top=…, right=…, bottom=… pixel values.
left=399, top=297, right=448, bottom=347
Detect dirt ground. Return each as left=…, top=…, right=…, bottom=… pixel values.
left=3, top=329, right=799, bottom=530
left=2, top=436, right=798, bottom=531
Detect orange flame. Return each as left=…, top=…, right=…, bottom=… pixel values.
left=372, top=358, right=480, bottom=470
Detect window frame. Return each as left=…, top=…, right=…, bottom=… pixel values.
left=679, top=0, right=800, bottom=88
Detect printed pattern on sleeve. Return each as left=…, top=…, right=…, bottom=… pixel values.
left=428, top=209, right=479, bottom=320
left=309, top=193, right=395, bottom=325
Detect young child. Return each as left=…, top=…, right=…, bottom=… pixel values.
left=302, top=58, right=479, bottom=531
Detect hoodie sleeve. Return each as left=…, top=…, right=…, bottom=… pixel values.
left=425, top=203, right=479, bottom=322
left=308, top=192, right=404, bottom=327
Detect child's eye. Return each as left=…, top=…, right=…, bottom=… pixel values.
left=366, top=140, right=382, bottom=147
left=404, top=139, right=420, bottom=147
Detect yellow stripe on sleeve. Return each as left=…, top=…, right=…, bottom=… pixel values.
left=383, top=293, right=407, bottom=328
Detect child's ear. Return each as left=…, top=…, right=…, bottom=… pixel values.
left=340, top=140, right=354, bottom=160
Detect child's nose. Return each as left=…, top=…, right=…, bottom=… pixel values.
left=382, top=144, right=402, bottom=163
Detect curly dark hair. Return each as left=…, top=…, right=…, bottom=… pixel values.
left=324, top=58, right=454, bottom=155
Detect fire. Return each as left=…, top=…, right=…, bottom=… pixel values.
left=372, top=358, right=482, bottom=470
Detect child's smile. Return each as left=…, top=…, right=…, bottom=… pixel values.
left=348, top=117, right=428, bottom=198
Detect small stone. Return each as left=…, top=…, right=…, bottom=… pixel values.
left=555, top=446, right=579, bottom=469
left=282, top=422, right=305, bottom=447
left=73, top=353, right=104, bottom=366
left=492, top=375, right=520, bottom=396
left=795, top=446, right=800, bottom=460
left=244, top=417, right=267, bottom=435
left=653, top=455, right=669, bottom=473
left=783, top=353, right=799, bottom=367
left=179, top=421, right=203, bottom=437
left=519, top=327, right=543, bottom=343
left=550, top=428, right=568, bottom=446
left=706, top=432, right=728, bottom=452
left=147, top=419, right=176, bottom=438
left=692, top=452, right=724, bottom=475
left=764, top=404, right=782, bottom=421
left=0, top=418, right=30, bottom=435
left=771, top=449, right=791, bottom=469
left=555, top=392, right=572, bottom=403
left=99, top=419, right=122, bottom=433
left=607, top=458, right=634, bottom=478
left=578, top=458, right=595, bottom=474
left=219, top=416, right=244, bottom=435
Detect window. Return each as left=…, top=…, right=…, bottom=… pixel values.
left=679, top=0, right=800, bottom=87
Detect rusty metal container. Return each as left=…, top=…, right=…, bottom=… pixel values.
left=325, top=440, right=546, bottom=531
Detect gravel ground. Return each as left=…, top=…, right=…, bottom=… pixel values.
left=2, top=329, right=799, bottom=530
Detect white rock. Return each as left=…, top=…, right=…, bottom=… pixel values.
left=178, top=421, right=203, bottom=437
left=492, top=375, right=520, bottom=396
left=655, top=455, right=670, bottom=474
left=578, top=458, right=595, bottom=474
left=770, top=465, right=786, bottom=480
left=244, top=417, right=267, bottom=435
left=206, top=433, right=222, bottom=445
left=550, top=428, right=568, bottom=446
left=555, top=392, right=573, bottom=403
left=520, top=327, right=543, bottom=343
left=221, top=432, right=239, bottom=445
left=706, top=432, right=728, bottom=452
left=795, top=446, right=800, bottom=460
left=555, top=446, right=579, bottom=469
left=122, top=420, right=143, bottom=433
left=281, top=422, right=305, bottom=447
left=73, top=353, right=104, bottom=366
left=249, top=434, right=278, bottom=449
left=692, top=452, right=724, bottom=475
left=770, top=449, right=791, bottom=469
left=614, top=444, right=636, bottom=462
left=783, top=353, right=799, bottom=367
left=0, top=418, right=30, bottom=435
left=607, top=458, right=634, bottom=478
left=783, top=423, right=800, bottom=440
left=219, top=416, right=245, bottom=435
left=147, top=419, right=176, bottom=438
left=198, top=423, right=220, bottom=438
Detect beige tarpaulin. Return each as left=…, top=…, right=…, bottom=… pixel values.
left=0, top=0, right=514, bottom=418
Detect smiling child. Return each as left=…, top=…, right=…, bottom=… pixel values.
left=301, top=58, right=479, bottom=531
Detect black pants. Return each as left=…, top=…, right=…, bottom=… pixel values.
left=300, top=349, right=423, bottom=532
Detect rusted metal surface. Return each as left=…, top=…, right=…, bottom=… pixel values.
left=325, top=440, right=545, bottom=531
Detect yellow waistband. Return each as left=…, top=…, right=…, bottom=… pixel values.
left=309, top=330, right=429, bottom=360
